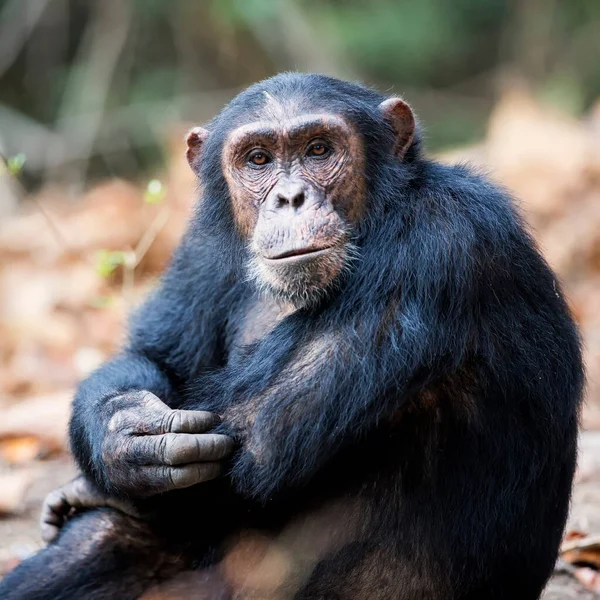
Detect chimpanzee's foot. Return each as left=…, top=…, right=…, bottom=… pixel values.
left=0, top=507, right=187, bottom=600
left=40, top=475, right=141, bottom=543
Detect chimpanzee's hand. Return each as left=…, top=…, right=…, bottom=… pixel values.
left=100, top=391, right=234, bottom=497
left=40, top=475, right=141, bottom=544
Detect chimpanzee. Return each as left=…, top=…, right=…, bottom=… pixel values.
left=0, top=73, right=583, bottom=600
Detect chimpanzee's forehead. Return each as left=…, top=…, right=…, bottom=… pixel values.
left=224, top=90, right=355, bottom=142
left=218, top=72, right=387, bottom=129
left=224, top=113, right=355, bottom=153
left=223, top=84, right=352, bottom=128
left=258, top=90, right=311, bottom=121
left=236, top=89, right=327, bottom=125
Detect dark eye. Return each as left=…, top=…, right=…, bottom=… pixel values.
left=248, top=150, right=271, bottom=166
left=306, top=141, right=330, bottom=158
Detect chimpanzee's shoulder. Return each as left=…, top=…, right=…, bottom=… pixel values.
left=417, top=160, right=525, bottom=235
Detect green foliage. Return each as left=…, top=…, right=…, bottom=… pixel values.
left=144, top=179, right=166, bottom=204
left=96, top=250, right=126, bottom=278
left=5, top=153, right=26, bottom=176
left=306, top=0, right=508, bottom=84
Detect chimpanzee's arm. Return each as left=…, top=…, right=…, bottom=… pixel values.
left=206, top=184, right=575, bottom=502
left=69, top=238, right=238, bottom=496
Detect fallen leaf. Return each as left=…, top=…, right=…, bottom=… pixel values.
left=561, top=534, right=600, bottom=569
left=0, top=391, right=72, bottom=453
left=0, top=436, right=44, bottom=465
left=0, top=470, right=32, bottom=515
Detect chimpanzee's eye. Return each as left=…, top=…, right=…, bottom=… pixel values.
left=306, top=141, right=331, bottom=158
left=248, top=150, right=271, bottom=166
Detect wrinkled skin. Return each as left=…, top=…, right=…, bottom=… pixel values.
left=220, top=100, right=412, bottom=305
left=97, top=391, right=233, bottom=497
left=40, top=476, right=139, bottom=543
left=222, top=113, right=361, bottom=304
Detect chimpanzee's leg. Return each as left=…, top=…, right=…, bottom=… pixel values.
left=0, top=508, right=189, bottom=600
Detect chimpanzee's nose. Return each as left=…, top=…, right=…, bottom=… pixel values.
left=275, top=182, right=306, bottom=209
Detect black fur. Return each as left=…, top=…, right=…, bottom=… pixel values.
left=0, top=73, right=583, bottom=600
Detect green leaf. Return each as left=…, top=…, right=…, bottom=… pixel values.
left=144, top=179, right=166, bottom=204
left=6, top=153, right=26, bottom=176
left=96, top=250, right=126, bottom=278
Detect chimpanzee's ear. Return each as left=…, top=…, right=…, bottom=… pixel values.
left=379, top=98, right=415, bottom=160
left=186, top=126, right=209, bottom=172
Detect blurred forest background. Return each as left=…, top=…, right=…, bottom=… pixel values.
left=1, top=0, right=600, bottom=595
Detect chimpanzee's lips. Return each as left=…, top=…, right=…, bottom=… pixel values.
left=262, top=245, right=335, bottom=262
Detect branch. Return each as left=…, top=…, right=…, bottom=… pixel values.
left=46, top=0, right=132, bottom=186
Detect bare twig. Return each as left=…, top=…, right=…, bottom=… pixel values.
left=0, top=152, right=86, bottom=260
left=28, top=196, right=85, bottom=261
left=133, top=206, right=171, bottom=268
left=120, top=205, right=171, bottom=304
left=46, top=0, right=132, bottom=187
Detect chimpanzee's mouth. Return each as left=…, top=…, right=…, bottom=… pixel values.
left=263, top=246, right=335, bottom=262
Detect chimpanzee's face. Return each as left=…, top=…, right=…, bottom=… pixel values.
left=221, top=102, right=366, bottom=305
left=186, top=90, right=414, bottom=306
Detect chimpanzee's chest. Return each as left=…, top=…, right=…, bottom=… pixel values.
left=226, top=294, right=296, bottom=363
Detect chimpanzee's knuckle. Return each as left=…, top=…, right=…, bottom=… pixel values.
left=72, top=476, right=91, bottom=495
left=107, top=409, right=128, bottom=434
left=136, top=390, right=159, bottom=407
left=197, top=410, right=221, bottom=430
left=45, top=489, right=62, bottom=504
left=158, top=409, right=175, bottom=434
left=207, top=435, right=217, bottom=456
left=162, top=466, right=176, bottom=489
left=44, top=489, right=65, bottom=510
left=186, top=411, right=209, bottom=432
left=160, top=434, right=176, bottom=465
left=104, top=433, right=134, bottom=469
left=170, top=410, right=184, bottom=433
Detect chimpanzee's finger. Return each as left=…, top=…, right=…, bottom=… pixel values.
left=162, top=409, right=221, bottom=434
left=40, top=488, right=70, bottom=543
left=42, top=489, right=70, bottom=521
left=115, top=392, right=219, bottom=435
left=113, top=405, right=221, bottom=437
left=62, top=477, right=142, bottom=518
left=41, top=521, right=61, bottom=544
left=137, top=462, right=224, bottom=493
left=129, top=433, right=234, bottom=466
left=40, top=476, right=144, bottom=543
